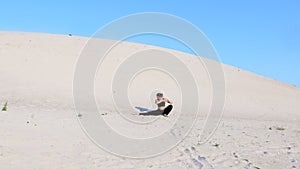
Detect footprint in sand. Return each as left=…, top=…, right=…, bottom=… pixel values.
left=181, top=147, right=213, bottom=169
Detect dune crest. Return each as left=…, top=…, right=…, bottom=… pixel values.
left=0, top=31, right=299, bottom=168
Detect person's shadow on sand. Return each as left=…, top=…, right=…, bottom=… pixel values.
left=135, top=106, right=162, bottom=116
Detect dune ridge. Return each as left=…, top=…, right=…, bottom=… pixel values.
left=0, top=31, right=299, bottom=169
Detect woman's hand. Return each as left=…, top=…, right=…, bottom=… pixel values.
left=155, top=99, right=164, bottom=105
left=163, top=98, right=173, bottom=105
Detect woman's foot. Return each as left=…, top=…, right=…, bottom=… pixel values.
left=132, top=111, right=140, bottom=115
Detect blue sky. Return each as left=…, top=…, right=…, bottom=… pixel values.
left=1, top=0, right=299, bottom=86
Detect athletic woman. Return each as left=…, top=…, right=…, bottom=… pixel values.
left=155, top=93, right=173, bottom=116
left=134, top=92, right=173, bottom=116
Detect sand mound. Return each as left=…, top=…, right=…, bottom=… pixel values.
left=0, top=31, right=299, bottom=168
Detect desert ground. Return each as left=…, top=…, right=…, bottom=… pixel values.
left=0, top=31, right=299, bottom=169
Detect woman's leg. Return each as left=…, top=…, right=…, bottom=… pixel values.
left=162, top=105, right=173, bottom=116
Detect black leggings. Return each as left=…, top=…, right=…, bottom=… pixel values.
left=162, top=105, right=173, bottom=116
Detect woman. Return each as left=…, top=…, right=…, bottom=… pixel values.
left=135, top=93, right=173, bottom=116
left=155, top=93, right=173, bottom=116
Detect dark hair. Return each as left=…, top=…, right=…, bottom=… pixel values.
left=156, top=93, right=163, bottom=97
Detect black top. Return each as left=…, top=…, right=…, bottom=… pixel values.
left=157, top=100, right=165, bottom=107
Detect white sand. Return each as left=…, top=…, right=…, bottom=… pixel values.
left=0, top=31, right=299, bottom=169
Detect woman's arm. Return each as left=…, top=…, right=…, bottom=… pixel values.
left=155, top=99, right=164, bottom=105
left=164, top=98, right=173, bottom=105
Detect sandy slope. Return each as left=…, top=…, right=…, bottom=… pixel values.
left=0, top=31, right=299, bottom=169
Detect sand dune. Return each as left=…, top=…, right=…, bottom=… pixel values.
left=0, top=31, right=299, bottom=168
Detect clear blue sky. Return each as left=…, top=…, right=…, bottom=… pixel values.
left=1, top=0, right=299, bottom=86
